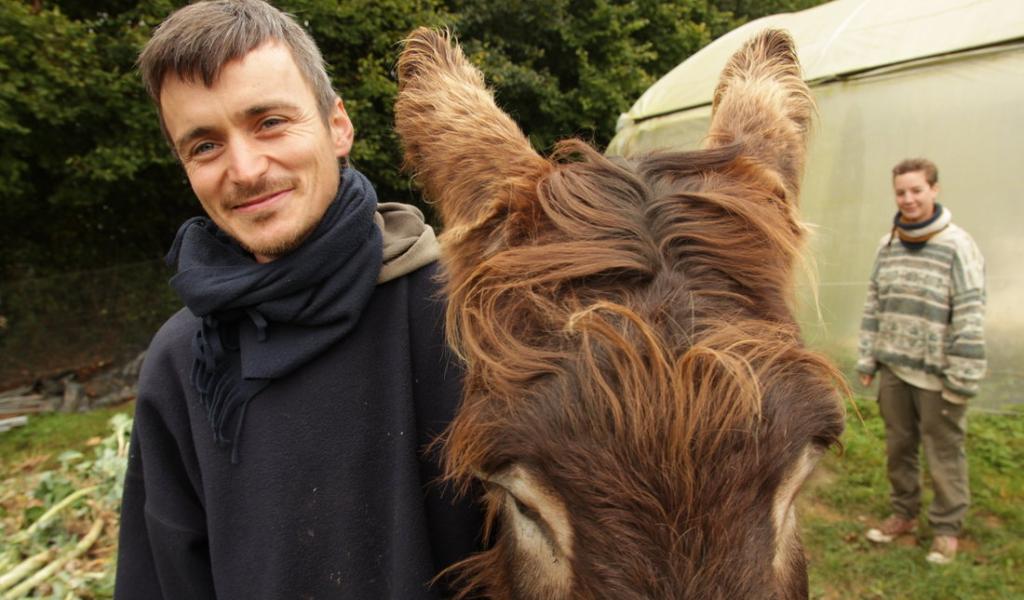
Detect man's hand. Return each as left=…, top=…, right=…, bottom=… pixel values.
left=859, top=373, right=874, bottom=387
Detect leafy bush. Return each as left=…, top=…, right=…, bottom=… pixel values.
left=0, top=0, right=824, bottom=279
left=0, top=414, right=131, bottom=599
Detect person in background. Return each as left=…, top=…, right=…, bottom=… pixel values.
left=857, top=157, right=986, bottom=565
left=115, top=1, right=480, bottom=597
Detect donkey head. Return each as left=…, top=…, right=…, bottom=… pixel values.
left=396, top=28, right=845, bottom=600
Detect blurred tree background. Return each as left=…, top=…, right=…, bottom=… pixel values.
left=0, top=0, right=825, bottom=383
left=0, top=0, right=826, bottom=278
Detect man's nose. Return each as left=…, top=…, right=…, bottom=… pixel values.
left=226, top=137, right=268, bottom=184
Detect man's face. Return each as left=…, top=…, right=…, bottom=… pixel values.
left=893, top=170, right=938, bottom=224
left=160, top=42, right=353, bottom=262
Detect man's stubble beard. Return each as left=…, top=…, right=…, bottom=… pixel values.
left=244, top=211, right=320, bottom=260
left=227, top=176, right=320, bottom=261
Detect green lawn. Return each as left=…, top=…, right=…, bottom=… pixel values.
left=0, top=401, right=135, bottom=477
left=802, top=397, right=1024, bottom=599
left=1, top=397, right=1021, bottom=598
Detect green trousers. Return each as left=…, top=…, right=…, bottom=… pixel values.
left=877, top=364, right=970, bottom=536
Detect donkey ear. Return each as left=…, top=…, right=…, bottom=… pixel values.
left=395, top=28, right=550, bottom=258
left=707, top=29, right=813, bottom=201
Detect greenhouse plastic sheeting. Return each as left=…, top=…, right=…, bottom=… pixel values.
left=608, top=0, right=1024, bottom=409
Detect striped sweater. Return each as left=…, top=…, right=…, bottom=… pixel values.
left=856, top=223, right=986, bottom=399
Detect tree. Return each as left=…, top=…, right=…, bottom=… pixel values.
left=0, top=0, right=189, bottom=278
left=445, top=0, right=736, bottom=151
left=0, top=0, right=825, bottom=278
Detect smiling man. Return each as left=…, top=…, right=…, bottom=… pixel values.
left=856, top=158, right=986, bottom=565
left=115, top=2, right=480, bottom=598
left=160, top=40, right=349, bottom=262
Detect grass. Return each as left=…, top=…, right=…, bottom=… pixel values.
left=0, top=401, right=134, bottom=477
left=802, top=396, right=1024, bottom=599
left=0, top=397, right=1020, bottom=598
left=1, top=408, right=133, bottom=598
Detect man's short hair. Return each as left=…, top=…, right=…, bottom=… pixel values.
left=138, top=0, right=336, bottom=140
left=892, top=158, right=938, bottom=186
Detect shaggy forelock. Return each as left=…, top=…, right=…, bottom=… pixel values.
left=438, top=143, right=845, bottom=598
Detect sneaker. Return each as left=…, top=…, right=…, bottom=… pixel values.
left=865, top=515, right=917, bottom=543
left=925, top=535, right=958, bottom=564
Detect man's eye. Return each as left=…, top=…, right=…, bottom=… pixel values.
left=260, top=117, right=286, bottom=130
left=192, top=142, right=216, bottom=157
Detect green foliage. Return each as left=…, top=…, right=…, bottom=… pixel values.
left=0, top=0, right=192, bottom=278
left=0, top=413, right=131, bottom=598
left=447, top=0, right=735, bottom=152
left=0, top=0, right=828, bottom=278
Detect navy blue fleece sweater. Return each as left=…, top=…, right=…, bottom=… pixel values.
left=115, top=262, right=482, bottom=599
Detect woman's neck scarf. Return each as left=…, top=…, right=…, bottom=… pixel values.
left=166, top=167, right=383, bottom=462
left=890, top=202, right=951, bottom=250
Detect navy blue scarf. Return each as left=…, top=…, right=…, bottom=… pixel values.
left=166, top=168, right=383, bottom=462
left=890, top=202, right=949, bottom=250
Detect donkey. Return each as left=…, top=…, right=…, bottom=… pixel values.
left=395, top=27, right=846, bottom=599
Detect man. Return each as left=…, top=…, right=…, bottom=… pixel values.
left=857, top=158, right=986, bottom=565
left=115, top=1, right=480, bottom=597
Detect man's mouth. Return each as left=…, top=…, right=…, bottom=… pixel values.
left=233, top=189, right=291, bottom=213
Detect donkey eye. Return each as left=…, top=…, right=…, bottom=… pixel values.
left=511, top=495, right=542, bottom=523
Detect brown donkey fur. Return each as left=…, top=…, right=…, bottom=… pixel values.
left=396, top=28, right=845, bottom=599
